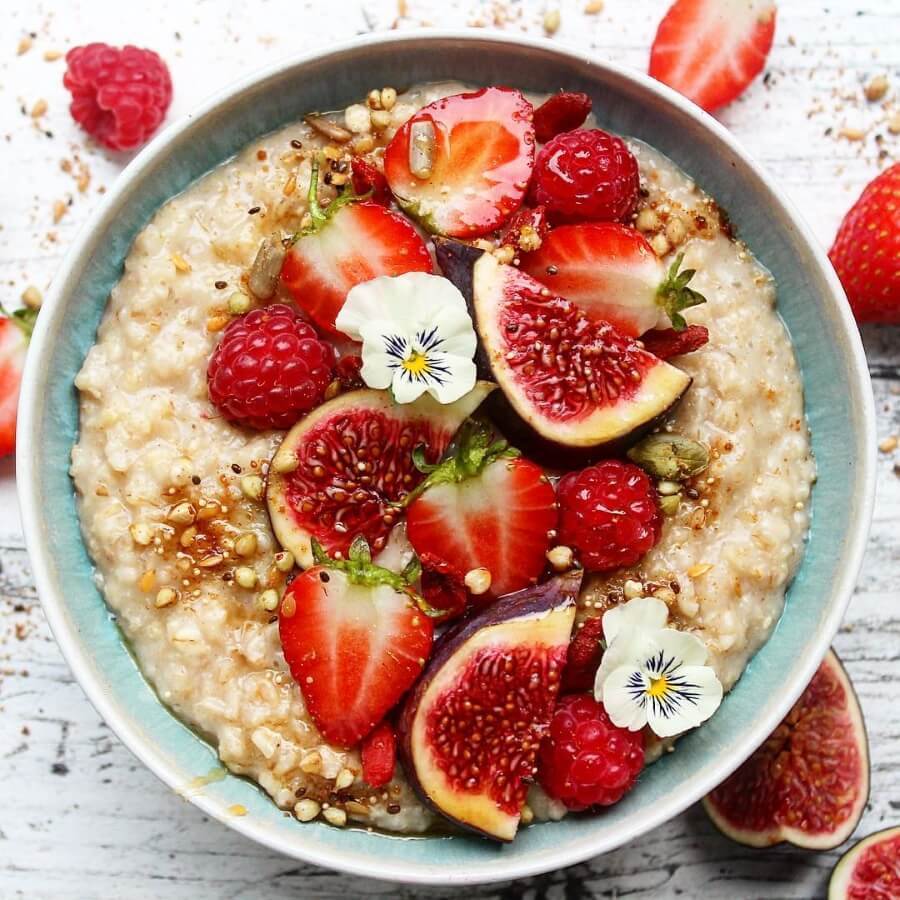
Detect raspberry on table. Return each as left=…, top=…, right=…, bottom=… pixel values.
left=557, top=460, right=662, bottom=572
left=207, top=304, right=335, bottom=431
left=530, top=129, right=639, bottom=224
left=63, top=43, right=173, bottom=151
left=538, top=693, right=644, bottom=810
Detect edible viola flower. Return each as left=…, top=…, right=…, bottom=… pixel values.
left=594, top=596, right=723, bottom=738
left=335, top=272, right=478, bottom=405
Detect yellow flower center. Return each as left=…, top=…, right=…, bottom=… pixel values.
left=647, top=676, right=669, bottom=698
left=402, top=350, right=429, bottom=377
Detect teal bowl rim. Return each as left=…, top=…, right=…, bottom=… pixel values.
left=17, top=31, right=876, bottom=885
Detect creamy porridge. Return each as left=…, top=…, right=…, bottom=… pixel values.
left=71, top=81, right=814, bottom=839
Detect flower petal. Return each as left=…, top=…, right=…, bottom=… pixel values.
left=645, top=664, right=723, bottom=738
left=602, top=665, right=650, bottom=732
left=426, top=356, right=477, bottom=404
left=654, top=628, right=709, bottom=668
left=391, top=368, right=428, bottom=404
left=602, top=596, right=669, bottom=646
left=336, top=272, right=469, bottom=342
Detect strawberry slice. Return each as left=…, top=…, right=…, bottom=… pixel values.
left=278, top=537, right=434, bottom=747
left=281, top=156, right=432, bottom=335
left=520, top=222, right=706, bottom=336
left=404, top=421, right=557, bottom=599
left=562, top=615, right=605, bottom=692
left=383, top=87, right=535, bottom=238
left=0, top=305, right=37, bottom=457
left=649, top=0, right=776, bottom=112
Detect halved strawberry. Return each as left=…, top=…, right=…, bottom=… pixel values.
left=520, top=222, right=706, bottom=336
left=0, top=305, right=37, bottom=457
left=383, top=87, right=535, bottom=238
left=404, top=421, right=557, bottom=599
left=278, top=537, right=434, bottom=747
left=281, top=156, right=433, bottom=335
left=649, top=0, right=776, bottom=113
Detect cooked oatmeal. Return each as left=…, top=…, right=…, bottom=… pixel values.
left=71, top=81, right=814, bottom=835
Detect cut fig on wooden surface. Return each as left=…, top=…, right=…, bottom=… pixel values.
left=470, top=252, right=692, bottom=455
left=398, top=571, right=582, bottom=841
left=266, top=384, right=493, bottom=568
left=828, top=825, right=900, bottom=899
left=704, top=649, right=869, bottom=850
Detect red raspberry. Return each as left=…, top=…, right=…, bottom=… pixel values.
left=207, top=304, right=335, bottom=430
left=530, top=129, right=639, bottom=224
left=558, top=460, right=662, bottom=572
left=533, top=91, right=593, bottom=144
left=538, top=693, right=644, bottom=810
left=63, top=43, right=172, bottom=151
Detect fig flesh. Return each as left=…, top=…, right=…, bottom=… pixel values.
left=399, top=571, right=581, bottom=841
left=441, top=247, right=692, bottom=459
left=266, top=384, right=493, bottom=567
left=704, top=649, right=869, bottom=850
left=828, top=825, right=900, bottom=899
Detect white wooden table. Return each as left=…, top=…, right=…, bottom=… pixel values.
left=1, top=1, right=897, bottom=897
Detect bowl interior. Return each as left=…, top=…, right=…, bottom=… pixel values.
left=22, top=33, right=873, bottom=884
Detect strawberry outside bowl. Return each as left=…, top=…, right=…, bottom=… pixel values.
left=17, top=31, right=876, bottom=886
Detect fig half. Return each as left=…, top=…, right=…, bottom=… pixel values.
left=473, top=251, right=692, bottom=453
left=267, top=384, right=494, bottom=568
left=398, top=570, right=581, bottom=841
left=703, top=649, right=869, bottom=850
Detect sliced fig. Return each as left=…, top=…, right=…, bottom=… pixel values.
left=398, top=571, right=581, bottom=841
left=704, top=649, right=869, bottom=850
left=829, top=826, right=900, bottom=899
left=471, top=252, right=692, bottom=453
left=266, top=384, right=493, bottom=568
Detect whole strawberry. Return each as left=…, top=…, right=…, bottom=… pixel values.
left=207, top=304, right=334, bottom=430
left=63, top=43, right=172, bottom=151
left=829, top=163, right=900, bottom=324
left=530, top=129, right=639, bottom=224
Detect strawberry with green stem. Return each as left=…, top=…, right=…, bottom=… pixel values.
left=278, top=535, right=436, bottom=748
left=403, top=420, right=558, bottom=599
left=521, top=222, right=707, bottom=336
left=280, top=154, right=433, bottom=335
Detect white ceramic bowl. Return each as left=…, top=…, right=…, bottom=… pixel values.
left=18, top=31, right=876, bottom=885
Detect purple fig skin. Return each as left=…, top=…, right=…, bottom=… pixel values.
left=398, top=570, right=583, bottom=841
left=435, top=237, right=493, bottom=379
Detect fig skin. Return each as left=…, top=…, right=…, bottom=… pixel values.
left=398, top=570, right=583, bottom=841
left=435, top=238, right=691, bottom=466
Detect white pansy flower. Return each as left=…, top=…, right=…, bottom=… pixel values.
left=335, top=272, right=477, bottom=405
left=594, top=595, right=723, bottom=738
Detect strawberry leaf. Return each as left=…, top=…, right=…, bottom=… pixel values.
left=401, top=419, right=519, bottom=507
left=656, top=252, right=707, bottom=331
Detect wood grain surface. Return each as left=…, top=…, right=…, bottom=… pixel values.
left=0, top=1, right=897, bottom=897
